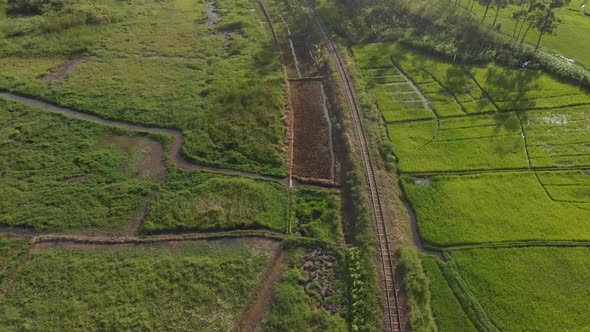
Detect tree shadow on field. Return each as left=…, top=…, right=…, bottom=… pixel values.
left=479, top=65, right=543, bottom=111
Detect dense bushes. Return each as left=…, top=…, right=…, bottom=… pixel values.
left=397, top=246, right=436, bottom=332
left=5, top=0, right=125, bottom=34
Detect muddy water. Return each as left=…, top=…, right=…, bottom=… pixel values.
left=0, top=92, right=287, bottom=184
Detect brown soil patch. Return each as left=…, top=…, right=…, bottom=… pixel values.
left=291, top=80, right=333, bottom=180
left=41, top=57, right=88, bottom=83
left=97, top=136, right=166, bottom=181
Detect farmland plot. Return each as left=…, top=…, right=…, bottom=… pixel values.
left=402, top=172, right=590, bottom=246
left=389, top=113, right=527, bottom=172
left=450, top=247, right=590, bottom=332
left=422, top=257, right=476, bottom=332
left=260, top=246, right=347, bottom=331
left=524, top=107, right=590, bottom=167
left=0, top=240, right=275, bottom=331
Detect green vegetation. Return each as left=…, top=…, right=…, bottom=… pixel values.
left=397, top=246, right=436, bottom=332
left=0, top=96, right=160, bottom=232
left=0, top=236, right=25, bottom=264
left=402, top=172, right=590, bottom=246
left=293, top=188, right=344, bottom=244
left=422, top=257, right=476, bottom=332
left=0, top=240, right=270, bottom=331
left=525, top=107, right=590, bottom=167
left=0, top=0, right=287, bottom=175
left=141, top=169, right=288, bottom=234
left=389, top=114, right=527, bottom=172
left=451, top=247, right=590, bottom=331
left=261, top=247, right=347, bottom=332
left=458, top=0, right=590, bottom=68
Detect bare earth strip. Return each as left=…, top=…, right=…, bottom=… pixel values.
left=233, top=248, right=285, bottom=332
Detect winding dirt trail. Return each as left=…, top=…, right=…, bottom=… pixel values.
left=0, top=92, right=288, bottom=183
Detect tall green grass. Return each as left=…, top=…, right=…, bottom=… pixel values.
left=0, top=97, right=158, bottom=232
left=0, top=240, right=269, bottom=331
left=141, top=169, right=289, bottom=234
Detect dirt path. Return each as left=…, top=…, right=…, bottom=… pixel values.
left=234, top=249, right=285, bottom=332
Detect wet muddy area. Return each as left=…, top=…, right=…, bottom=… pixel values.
left=299, top=248, right=344, bottom=315
left=97, top=136, right=166, bottom=181
left=41, top=57, right=89, bottom=83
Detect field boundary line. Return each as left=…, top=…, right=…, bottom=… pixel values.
left=403, top=165, right=590, bottom=176
left=438, top=240, right=590, bottom=251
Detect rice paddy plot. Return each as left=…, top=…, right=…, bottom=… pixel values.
left=470, top=65, right=590, bottom=111
left=536, top=170, right=590, bottom=203
left=524, top=106, right=590, bottom=167
left=389, top=113, right=527, bottom=172
left=141, top=169, right=289, bottom=234
left=450, top=247, right=590, bottom=332
left=355, top=43, right=497, bottom=117
left=0, top=240, right=275, bottom=331
left=402, top=171, right=590, bottom=247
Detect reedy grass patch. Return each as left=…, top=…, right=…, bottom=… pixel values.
left=0, top=96, right=159, bottom=232
left=0, top=240, right=270, bottom=331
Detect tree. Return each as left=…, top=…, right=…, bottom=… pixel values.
left=480, top=0, right=494, bottom=22
left=512, top=0, right=530, bottom=39
left=491, top=0, right=509, bottom=28
left=533, top=0, right=571, bottom=52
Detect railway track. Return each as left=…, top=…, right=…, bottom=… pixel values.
left=300, top=1, right=404, bottom=331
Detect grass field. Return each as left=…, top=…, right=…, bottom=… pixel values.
left=451, top=247, right=590, bottom=332
left=0, top=96, right=161, bottom=232
left=293, top=188, right=344, bottom=244
left=388, top=113, right=527, bottom=172
left=458, top=0, right=590, bottom=68
left=0, top=237, right=25, bottom=264
left=422, top=257, right=476, bottom=332
left=0, top=240, right=272, bottom=331
left=260, top=247, right=347, bottom=331
left=402, top=172, right=590, bottom=246
left=141, top=169, right=288, bottom=234
left=0, top=0, right=287, bottom=175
